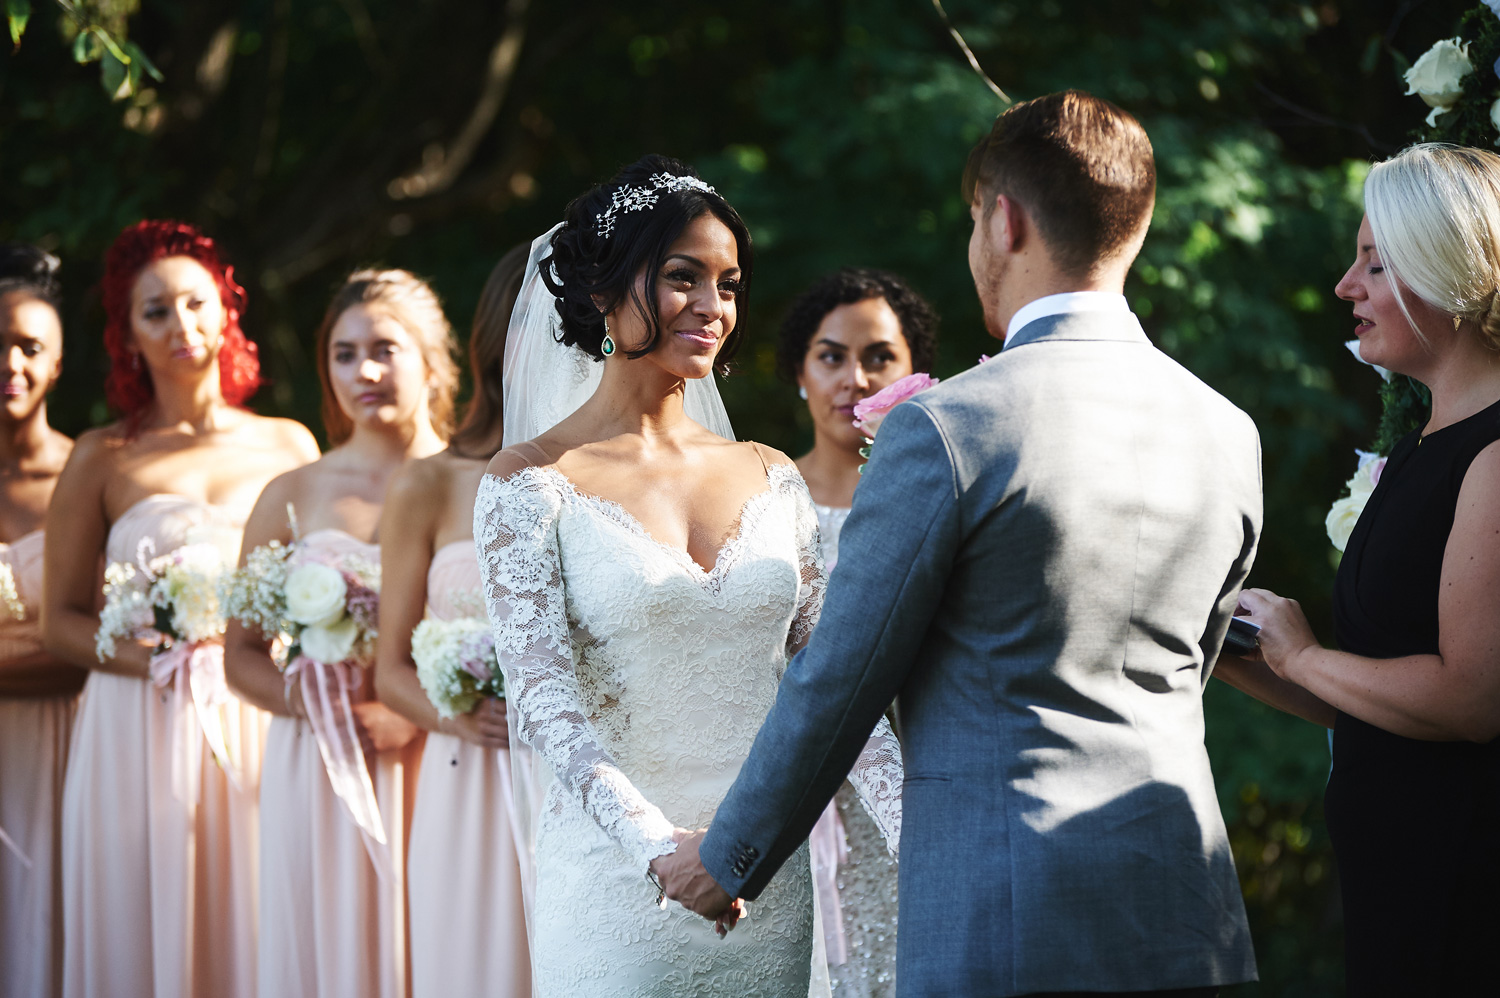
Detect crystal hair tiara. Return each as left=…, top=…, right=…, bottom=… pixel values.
left=595, top=173, right=718, bottom=238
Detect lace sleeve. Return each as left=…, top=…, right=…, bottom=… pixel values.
left=785, top=473, right=827, bottom=657
left=848, top=716, right=903, bottom=857
left=474, top=471, right=677, bottom=871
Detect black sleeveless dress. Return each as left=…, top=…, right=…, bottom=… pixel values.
left=1327, top=395, right=1500, bottom=996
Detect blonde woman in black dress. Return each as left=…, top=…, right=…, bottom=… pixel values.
left=1220, top=143, right=1500, bottom=995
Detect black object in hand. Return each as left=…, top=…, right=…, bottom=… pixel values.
left=1221, top=616, right=1261, bottom=656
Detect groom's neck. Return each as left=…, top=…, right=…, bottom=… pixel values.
left=992, top=252, right=1131, bottom=339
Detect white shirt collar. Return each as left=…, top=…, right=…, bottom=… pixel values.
left=1003, top=291, right=1131, bottom=347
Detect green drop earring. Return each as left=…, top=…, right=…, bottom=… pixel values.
left=601, top=318, right=616, bottom=357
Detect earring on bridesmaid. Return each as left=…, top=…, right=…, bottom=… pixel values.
left=798, top=386, right=808, bottom=400
left=602, top=317, right=616, bottom=358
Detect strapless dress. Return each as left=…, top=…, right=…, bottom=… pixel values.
left=61, top=495, right=266, bottom=998
left=256, top=529, right=421, bottom=998
left=0, top=528, right=77, bottom=998
left=406, top=539, right=529, bottom=997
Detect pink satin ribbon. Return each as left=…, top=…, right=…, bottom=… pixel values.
left=810, top=798, right=850, bottom=966
left=285, top=656, right=392, bottom=881
left=149, top=641, right=240, bottom=804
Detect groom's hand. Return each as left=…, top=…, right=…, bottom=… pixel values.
left=651, top=828, right=734, bottom=921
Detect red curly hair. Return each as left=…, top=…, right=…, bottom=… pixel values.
left=101, top=219, right=262, bottom=427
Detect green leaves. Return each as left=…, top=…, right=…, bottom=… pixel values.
left=5, top=0, right=29, bottom=51
left=22, top=3, right=162, bottom=98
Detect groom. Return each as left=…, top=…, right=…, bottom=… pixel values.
left=657, top=90, right=1261, bottom=996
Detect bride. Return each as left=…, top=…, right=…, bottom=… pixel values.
left=474, top=155, right=903, bottom=996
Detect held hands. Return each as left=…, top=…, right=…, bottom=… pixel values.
left=1237, top=588, right=1320, bottom=682
left=650, top=828, right=747, bottom=937
left=350, top=700, right=422, bottom=754
left=443, top=697, right=509, bottom=749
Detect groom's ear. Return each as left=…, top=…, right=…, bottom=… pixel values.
left=991, top=193, right=1029, bottom=256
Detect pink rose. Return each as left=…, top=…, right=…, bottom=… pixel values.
left=851, top=373, right=939, bottom=437
left=1370, top=456, right=1387, bottom=487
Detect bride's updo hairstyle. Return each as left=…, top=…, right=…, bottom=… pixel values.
left=1365, top=142, right=1500, bottom=352
left=102, top=220, right=262, bottom=428
left=314, top=268, right=460, bottom=445
left=543, top=154, right=754, bottom=370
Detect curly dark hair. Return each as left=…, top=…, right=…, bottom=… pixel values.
left=0, top=242, right=62, bottom=311
left=542, top=154, right=753, bottom=371
left=775, top=267, right=939, bottom=383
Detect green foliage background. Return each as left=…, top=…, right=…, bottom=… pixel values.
left=0, top=1, right=1479, bottom=992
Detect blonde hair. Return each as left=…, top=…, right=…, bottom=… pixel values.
left=315, top=268, right=459, bottom=445
left=1365, top=142, right=1500, bottom=352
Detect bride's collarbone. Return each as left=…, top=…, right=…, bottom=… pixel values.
left=551, top=453, right=777, bottom=566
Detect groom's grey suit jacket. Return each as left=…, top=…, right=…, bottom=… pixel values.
left=701, top=311, right=1261, bottom=995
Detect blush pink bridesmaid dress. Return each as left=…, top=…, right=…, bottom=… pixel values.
left=61, top=495, right=267, bottom=998
left=256, top=529, right=421, bottom=998
left=0, top=528, right=79, bottom=998
left=406, top=540, right=530, bottom=997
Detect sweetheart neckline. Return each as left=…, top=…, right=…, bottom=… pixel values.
left=493, top=463, right=797, bottom=580
left=0, top=527, right=44, bottom=549
left=296, top=527, right=379, bottom=549
left=112, top=492, right=252, bottom=525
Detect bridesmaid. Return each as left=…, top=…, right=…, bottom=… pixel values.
left=0, top=243, right=84, bottom=998
left=374, top=245, right=531, bottom=997
left=43, top=220, right=320, bottom=998
left=225, top=268, right=455, bottom=998
left=776, top=267, right=938, bottom=997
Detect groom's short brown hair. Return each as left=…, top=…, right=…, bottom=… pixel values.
left=962, top=90, right=1155, bottom=276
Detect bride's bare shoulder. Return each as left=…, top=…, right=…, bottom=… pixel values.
left=484, top=441, right=558, bottom=481
left=731, top=438, right=796, bottom=472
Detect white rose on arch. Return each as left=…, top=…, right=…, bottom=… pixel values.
left=299, top=616, right=360, bottom=665
left=1404, top=37, right=1474, bottom=127
left=1325, top=494, right=1366, bottom=553
left=284, top=562, right=348, bottom=627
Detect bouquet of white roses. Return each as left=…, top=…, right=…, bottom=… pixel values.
left=223, top=542, right=380, bottom=668
left=96, top=526, right=241, bottom=661
left=412, top=617, right=503, bottom=718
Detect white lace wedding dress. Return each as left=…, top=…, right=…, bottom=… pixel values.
left=474, top=460, right=903, bottom=997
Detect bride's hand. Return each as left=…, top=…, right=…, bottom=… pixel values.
left=714, top=898, right=746, bottom=937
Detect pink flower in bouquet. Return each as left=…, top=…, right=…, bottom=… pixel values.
left=344, top=578, right=380, bottom=633
left=852, top=373, right=939, bottom=437
left=1369, top=456, right=1387, bottom=487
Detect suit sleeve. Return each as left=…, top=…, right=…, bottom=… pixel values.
left=701, top=401, right=962, bottom=899
left=1199, top=416, right=1264, bottom=680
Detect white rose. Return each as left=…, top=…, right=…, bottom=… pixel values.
left=1405, top=37, right=1473, bottom=123
left=284, top=563, right=348, bottom=627
left=1325, top=493, right=1368, bottom=553
left=299, top=616, right=360, bottom=665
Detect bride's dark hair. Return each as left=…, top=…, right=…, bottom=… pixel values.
left=543, top=154, right=753, bottom=369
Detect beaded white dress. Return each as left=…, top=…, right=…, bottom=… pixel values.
left=474, top=461, right=903, bottom=998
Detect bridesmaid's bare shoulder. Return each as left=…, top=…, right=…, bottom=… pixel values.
left=225, top=409, right=321, bottom=463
